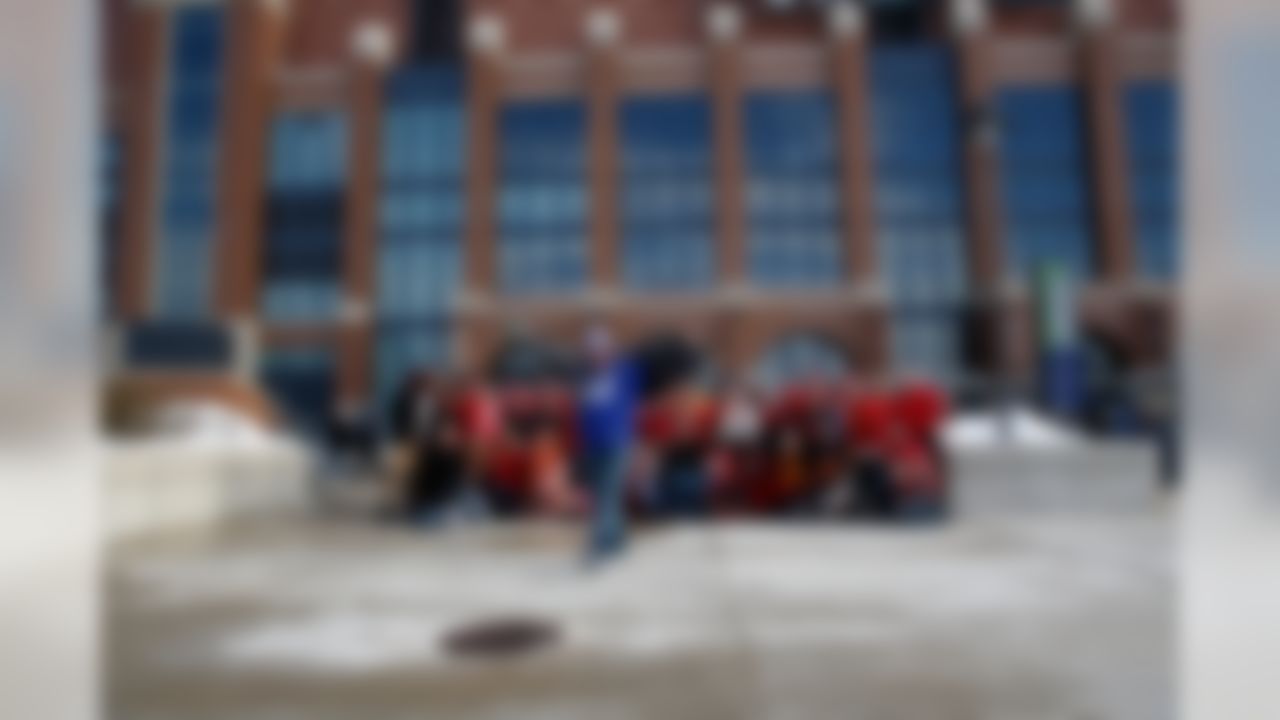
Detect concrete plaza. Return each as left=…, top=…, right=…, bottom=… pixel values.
left=109, top=512, right=1172, bottom=720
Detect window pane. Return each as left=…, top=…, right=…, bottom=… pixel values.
left=260, top=347, right=335, bottom=436
left=154, top=5, right=225, bottom=318
left=1125, top=82, right=1179, bottom=279
left=620, top=94, right=715, bottom=291
left=744, top=91, right=844, bottom=288
left=498, top=98, right=589, bottom=295
left=374, top=66, right=465, bottom=410
left=871, top=44, right=968, bottom=386
left=997, top=86, right=1094, bottom=280
left=260, top=110, right=348, bottom=323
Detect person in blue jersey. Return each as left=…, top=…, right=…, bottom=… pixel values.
left=576, top=325, right=640, bottom=566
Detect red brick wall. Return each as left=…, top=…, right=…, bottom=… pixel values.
left=468, top=0, right=705, bottom=51
left=1116, top=0, right=1178, bottom=29
left=283, top=0, right=411, bottom=68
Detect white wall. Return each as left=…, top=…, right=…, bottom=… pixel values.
left=105, top=440, right=314, bottom=544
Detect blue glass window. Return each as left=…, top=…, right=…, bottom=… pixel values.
left=269, top=112, right=348, bottom=192
left=261, top=111, right=347, bottom=323
left=100, top=133, right=123, bottom=316
left=261, top=347, right=335, bottom=437
left=497, top=99, right=589, bottom=295
left=997, top=86, right=1094, bottom=280
left=871, top=44, right=967, bottom=385
left=1125, top=82, right=1178, bottom=279
left=125, top=321, right=232, bottom=370
left=375, top=67, right=465, bottom=405
left=744, top=91, right=844, bottom=288
left=751, top=334, right=849, bottom=391
left=620, top=94, right=715, bottom=291
left=154, top=5, right=225, bottom=317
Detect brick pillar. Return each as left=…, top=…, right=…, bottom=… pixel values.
left=707, top=3, right=747, bottom=287
left=1078, top=0, right=1136, bottom=281
left=952, top=0, right=1005, bottom=293
left=115, top=4, right=167, bottom=320
left=459, top=14, right=505, bottom=373
left=585, top=9, right=622, bottom=291
left=214, top=0, right=288, bottom=321
left=827, top=3, right=889, bottom=377
left=827, top=2, right=878, bottom=285
left=336, top=22, right=393, bottom=420
left=952, top=0, right=1023, bottom=387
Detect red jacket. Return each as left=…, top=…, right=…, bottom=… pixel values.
left=845, top=391, right=895, bottom=456
left=894, top=381, right=948, bottom=442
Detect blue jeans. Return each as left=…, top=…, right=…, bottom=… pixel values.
left=657, top=463, right=708, bottom=518
left=581, top=448, right=628, bottom=561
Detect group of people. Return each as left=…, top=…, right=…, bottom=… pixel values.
left=385, top=328, right=950, bottom=564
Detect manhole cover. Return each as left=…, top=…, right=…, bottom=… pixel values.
left=442, top=616, right=560, bottom=659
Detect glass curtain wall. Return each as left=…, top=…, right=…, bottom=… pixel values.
left=619, top=94, right=715, bottom=291
left=154, top=5, right=225, bottom=317
left=1125, top=81, right=1179, bottom=280
left=871, top=44, right=968, bottom=387
left=497, top=99, right=589, bottom=295
left=743, top=90, right=845, bottom=288
left=261, top=112, right=347, bottom=323
left=375, top=66, right=466, bottom=411
left=996, top=86, right=1094, bottom=281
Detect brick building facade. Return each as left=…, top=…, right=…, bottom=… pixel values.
left=101, top=0, right=1179, bottom=431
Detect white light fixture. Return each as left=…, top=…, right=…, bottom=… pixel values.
left=468, top=14, right=507, bottom=54
left=707, top=3, right=743, bottom=43
left=950, top=0, right=989, bottom=36
left=1076, top=0, right=1113, bottom=28
left=351, top=21, right=395, bottom=65
left=826, top=1, right=864, bottom=38
left=585, top=8, right=622, bottom=47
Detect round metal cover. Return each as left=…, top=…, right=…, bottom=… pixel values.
left=442, top=615, right=560, bottom=659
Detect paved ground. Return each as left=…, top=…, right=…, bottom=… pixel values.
left=108, top=514, right=1172, bottom=720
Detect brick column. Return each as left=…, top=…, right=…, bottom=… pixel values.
left=336, top=22, right=393, bottom=420
left=457, top=14, right=505, bottom=372
left=215, top=0, right=289, bottom=321
left=1077, top=0, right=1136, bottom=281
left=951, top=0, right=1030, bottom=386
left=827, top=2, right=878, bottom=286
left=115, top=4, right=167, bottom=320
left=464, top=16, right=503, bottom=297
left=826, top=4, right=889, bottom=376
left=585, top=9, right=623, bottom=291
left=707, top=3, right=747, bottom=287
left=952, top=0, right=1005, bottom=293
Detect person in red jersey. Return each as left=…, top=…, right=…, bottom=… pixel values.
left=453, top=373, right=505, bottom=518
left=895, top=378, right=949, bottom=444
left=644, top=379, right=719, bottom=518
left=716, top=383, right=765, bottom=513
left=891, top=378, right=950, bottom=520
left=844, top=382, right=897, bottom=519
left=755, top=384, right=825, bottom=514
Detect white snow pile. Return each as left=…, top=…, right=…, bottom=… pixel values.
left=943, top=407, right=1084, bottom=451
left=139, top=401, right=297, bottom=452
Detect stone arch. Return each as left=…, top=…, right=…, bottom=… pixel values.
left=729, top=306, right=884, bottom=380
left=748, top=331, right=852, bottom=391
